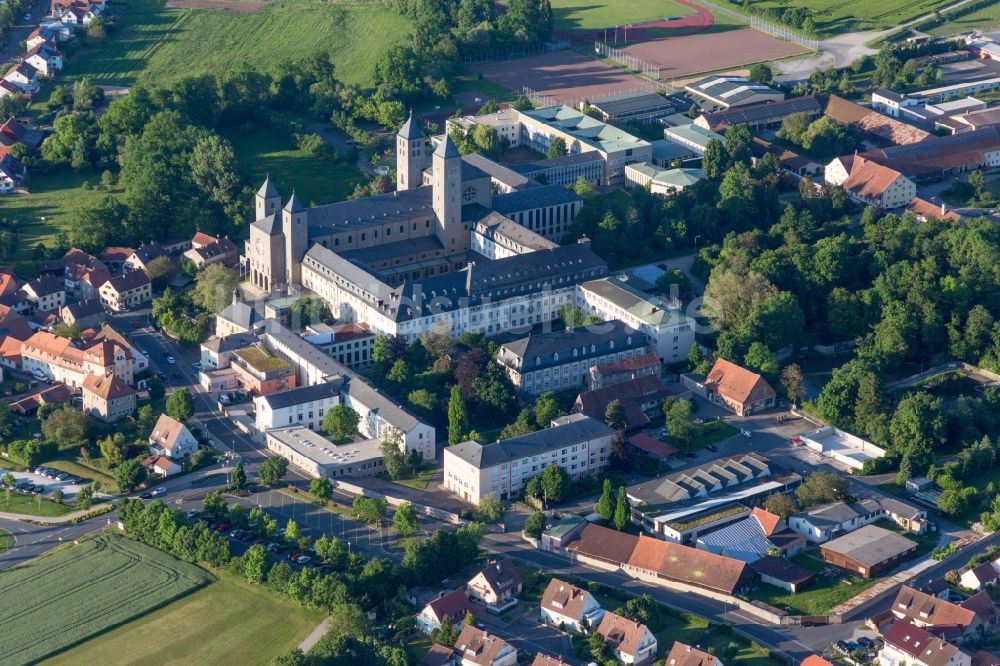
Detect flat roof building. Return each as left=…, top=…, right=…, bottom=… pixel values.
left=264, top=425, right=384, bottom=479
left=585, top=91, right=673, bottom=123
left=686, top=76, right=784, bottom=111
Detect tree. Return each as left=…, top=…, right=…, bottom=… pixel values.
left=890, top=393, right=946, bottom=452
left=664, top=399, right=693, bottom=447
left=144, top=255, right=175, bottom=291
left=190, top=264, right=239, bottom=314
left=322, top=404, right=359, bottom=442
left=380, top=427, right=410, bottom=480
left=272, top=649, right=306, bottom=666
left=524, top=475, right=541, bottom=500
left=477, top=493, right=504, bottom=522
left=613, top=486, right=630, bottom=531
left=147, top=375, right=165, bottom=402
left=41, top=405, right=90, bottom=450
left=547, top=136, right=566, bottom=159
left=605, top=399, right=626, bottom=431
left=99, top=433, right=126, bottom=466
left=203, top=490, right=227, bottom=518
left=284, top=518, right=300, bottom=544
left=796, top=471, right=847, bottom=507
left=392, top=502, right=419, bottom=537
left=780, top=364, right=805, bottom=405
left=115, top=458, right=147, bottom=493
left=534, top=391, right=560, bottom=428
left=523, top=512, right=546, bottom=538
left=387, top=359, right=410, bottom=384
left=309, top=477, right=332, bottom=502
left=352, top=495, right=387, bottom=527
left=764, top=493, right=799, bottom=519
left=51, top=489, right=64, bottom=503
left=702, top=138, right=727, bottom=180
left=242, top=543, right=268, bottom=583
left=572, top=176, right=593, bottom=197
left=596, top=478, right=614, bottom=522
left=165, top=388, right=194, bottom=421
left=447, top=385, right=469, bottom=446
left=230, top=460, right=246, bottom=490
left=259, top=456, right=288, bottom=486
left=540, top=464, right=570, bottom=504
left=748, top=63, right=773, bottom=85
left=53, top=322, right=83, bottom=342
left=743, top=342, right=779, bottom=380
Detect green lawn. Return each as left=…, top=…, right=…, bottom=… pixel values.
left=62, top=0, right=410, bottom=87
left=749, top=551, right=878, bottom=616
left=689, top=420, right=739, bottom=449
left=0, top=528, right=13, bottom=554
left=928, top=3, right=1000, bottom=36
left=47, top=569, right=322, bottom=666
left=550, top=0, right=694, bottom=32
left=0, top=489, right=76, bottom=516
left=222, top=123, right=367, bottom=208
left=706, top=0, right=952, bottom=36
left=388, top=467, right=435, bottom=491
left=0, top=536, right=213, bottom=665
left=0, top=171, right=119, bottom=262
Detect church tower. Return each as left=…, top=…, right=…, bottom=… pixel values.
left=282, top=192, right=308, bottom=290
left=432, top=134, right=463, bottom=252
left=396, top=111, right=427, bottom=191
left=255, top=175, right=280, bottom=220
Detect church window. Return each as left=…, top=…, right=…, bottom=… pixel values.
left=361, top=233, right=366, bottom=241
left=400, top=225, right=404, bottom=233
left=463, top=186, right=476, bottom=203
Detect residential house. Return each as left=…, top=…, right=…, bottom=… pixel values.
left=4, top=61, right=39, bottom=94
left=142, top=454, right=182, bottom=478
left=420, top=645, right=459, bottom=666
left=21, top=276, right=66, bottom=312
left=98, top=270, right=152, bottom=312
left=59, top=299, right=104, bottom=329
left=466, top=558, right=523, bottom=612
left=24, top=42, right=62, bottom=76
left=789, top=497, right=927, bottom=543
left=696, top=507, right=806, bottom=562
left=703, top=358, right=776, bottom=416
left=530, top=655, right=568, bottom=666
left=149, top=413, right=198, bottom=459
left=65, top=264, right=111, bottom=299
left=124, top=243, right=166, bottom=272
left=444, top=414, right=616, bottom=504
left=961, top=561, right=1000, bottom=591
left=665, top=641, right=722, bottom=666
left=182, top=236, right=238, bottom=269
left=416, top=589, right=475, bottom=635
left=879, top=621, right=972, bottom=666
left=0, top=271, right=19, bottom=296
left=11, top=382, right=73, bottom=415
left=21, top=330, right=133, bottom=386
left=596, top=611, right=658, bottom=664
left=82, top=372, right=136, bottom=422
left=889, top=585, right=993, bottom=643
left=539, top=578, right=604, bottom=632
left=496, top=320, right=649, bottom=394
left=0, top=80, right=22, bottom=100
left=216, top=295, right=263, bottom=337
left=0, top=116, right=42, bottom=151
left=588, top=351, right=660, bottom=389
left=573, top=374, right=674, bottom=430
left=453, top=626, right=517, bottom=666
left=60, top=3, right=99, bottom=26
left=87, top=324, right=149, bottom=372
left=25, top=26, right=57, bottom=50
left=99, top=246, right=135, bottom=273
left=825, top=155, right=916, bottom=209
left=0, top=153, right=24, bottom=192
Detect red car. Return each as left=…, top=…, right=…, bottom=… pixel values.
left=130, top=321, right=141, bottom=329
left=215, top=523, right=229, bottom=533
left=289, top=553, right=302, bottom=562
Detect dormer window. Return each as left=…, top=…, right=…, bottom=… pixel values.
left=553, top=352, right=559, bottom=361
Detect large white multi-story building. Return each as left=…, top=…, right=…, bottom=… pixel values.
left=21, top=331, right=133, bottom=387
left=444, top=413, right=615, bottom=504
left=576, top=277, right=695, bottom=365
left=253, top=381, right=343, bottom=433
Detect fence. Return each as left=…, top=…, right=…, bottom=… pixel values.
left=690, top=0, right=820, bottom=50
left=522, top=80, right=665, bottom=111
left=593, top=42, right=662, bottom=80
left=461, top=39, right=570, bottom=65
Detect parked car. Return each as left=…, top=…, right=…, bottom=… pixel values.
left=192, top=361, right=202, bottom=370
left=741, top=429, right=752, bottom=438
left=215, top=523, right=229, bottom=533
left=295, top=555, right=311, bottom=565
left=166, top=356, right=176, bottom=364
left=706, top=444, right=718, bottom=452
left=140, top=492, right=152, bottom=499
left=151, top=487, right=166, bottom=496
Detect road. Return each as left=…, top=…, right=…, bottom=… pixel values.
left=0, top=0, right=52, bottom=63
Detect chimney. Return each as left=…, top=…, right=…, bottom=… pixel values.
left=941, top=201, right=947, bottom=215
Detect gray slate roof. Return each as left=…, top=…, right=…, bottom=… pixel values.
left=492, top=185, right=582, bottom=215
left=449, top=413, right=614, bottom=469
left=499, top=320, right=646, bottom=372
left=217, top=300, right=261, bottom=331
left=436, top=134, right=460, bottom=158
left=257, top=176, right=278, bottom=198
left=398, top=112, right=422, bottom=140
left=260, top=380, right=344, bottom=410
left=820, top=524, right=917, bottom=567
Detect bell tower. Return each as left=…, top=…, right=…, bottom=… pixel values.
left=255, top=175, right=280, bottom=220
left=432, top=134, right=463, bottom=251
left=282, top=192, right=308, bottom=290
left=397, top=111, right=427, bottom=191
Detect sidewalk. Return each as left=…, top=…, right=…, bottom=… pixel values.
left=298, top=616, right=332, bottom=653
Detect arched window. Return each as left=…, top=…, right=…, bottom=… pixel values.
left=463, top=186, right=476, bottom=203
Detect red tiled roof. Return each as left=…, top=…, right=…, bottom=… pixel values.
left=425, top=589, right=474, bottom=625
left=666, top=641, right=719, bottom=666
left=842, top=157, right=907, bottom=199
left=802, top=655, right=836, bottom=666
left=883, top=621, right=960, bottom=666
left=906, top=197, right=963, bottom=222
left=751, top=507, right=782, bottom=536
left=82, top=372, right=135, bottom=400
left=593, top=351, right=660, bottom=377
left=705, top=358, right=774, bottom=405
left=627, top=432, right=678, bottom=458
left=596, top=611, right=651, bottom=660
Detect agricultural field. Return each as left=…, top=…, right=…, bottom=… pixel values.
left=62, top=0, right=411, bottom=87
left=550, top=0, right=695, bottom=32
left=709, top=0, right=952, bottom=35
left=929, top=3, right=1000, bottom=36
left=222, top=123, right=367, bottom=208
left=0, top=535, right=212, bottom=665
left=47, top=571, right=323, bottom=666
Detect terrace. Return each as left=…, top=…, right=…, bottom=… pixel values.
left=233, top=345, right=292, bottom=375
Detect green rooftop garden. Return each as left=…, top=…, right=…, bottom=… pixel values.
left=234, top=346, right=292, bottom=373
left=669, top=504, right=748, bottom=533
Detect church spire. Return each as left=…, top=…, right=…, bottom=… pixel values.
left=257, top=174, right=278, bottom=198
left=398, top=110, right=422, bottom=140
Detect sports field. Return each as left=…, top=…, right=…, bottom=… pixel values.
left=62, top=0, right=411, bottom=86
left=0, top=536, right=212, bottom=665
left=550, top=0, right=694, bottom=32
left=928, top=3, right=1000, bottom=36
left=708, top=0, right=952, bottom=35
left=47, top=572, right=322, bottom=666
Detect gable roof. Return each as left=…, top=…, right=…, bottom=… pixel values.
left=842, top=156, right=907, bottom=199
left=540, top=578, right=595, bottom=621
left=596, top=611, right=651, bottom=659
left=961, top=590, right=1000, bottom=626
left=820, top=524, right=917, bottom=567
left=593, top=351, right=661, bottom=377
left=425, top=589, right=474, bottom=625
left=883, top=621, right=962, bottom=666
left=966, top=562, right=1000, bottom=586
left=893, top=585, right=978, bottom=631
left=454, top=625, right=513, bottom=666
left=666, top=641, right=719, bottom=666
left=473, top=558, right=522, bottom=597
left=575, top=374, right=673, bottom=429
left=627, top=432, right=678, bottom=458
left=149, top=413, right=189, bottom=451
left=750, top=556, right=816, bottom=586
left=106, top=269, right=150, bottom=293
left=705, top=358, right=773, bottom=404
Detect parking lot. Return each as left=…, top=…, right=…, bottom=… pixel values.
left=2, top=468, right=89, bottom=499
